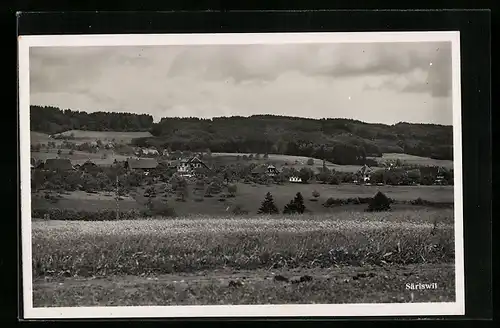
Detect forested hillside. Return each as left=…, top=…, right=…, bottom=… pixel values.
left=30, top=105, right=453, bottom=165
left=30, top=105, right=154, bottom=133
left=138, top=115, right=453, bottom=164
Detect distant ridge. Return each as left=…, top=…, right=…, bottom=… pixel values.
left=30, top=104, right=453, bottom=164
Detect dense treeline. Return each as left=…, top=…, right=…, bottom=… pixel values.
left=30, top=105, right=154, bottom=134
left=136, top=115, right=453, bottom=164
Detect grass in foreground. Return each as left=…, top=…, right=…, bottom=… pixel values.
left=33, top=263, right=455, bottom=307
left=32, top=210, right=454, bottom=279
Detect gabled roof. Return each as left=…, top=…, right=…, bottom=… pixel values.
left=358, top=164, right=373, bottom=175
left=81, top=160, right=97, bottom=167
left=179, top=156, right=209, bottom=168
left=186, top=156, right=203, bottom=164
left=45, top=158, right=73, bottom=170
left=127, top=158, right=158, bottom=169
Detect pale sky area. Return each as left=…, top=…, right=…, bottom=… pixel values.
left=30, top=42, right=453, bottom=125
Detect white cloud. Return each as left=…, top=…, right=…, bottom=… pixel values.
left=30, top=42, right=453, bottom=125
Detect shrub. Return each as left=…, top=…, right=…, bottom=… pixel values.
left=32, top=208, right=144, bottom=221
left=323, top=197, right=344, bottom=207
left=147, top=200, right=176, bottom=217
left=207, top=181, right=222, bottom=195
left=232, top=204, right=249, bottom=215
left=227, top=184, right=237, bottom=197
left=257, top=192, right=279, bottom=215
left=194, top=179, right=205, bottom=190
left=366, top=191, right=391, bottom=212
left=328, top=174, right=341, bottom=185
left=307, top=158, right=314, bottom=165
left=312, top=190, right=320, bottom=198
left=298, top=167, right=313, bottom=184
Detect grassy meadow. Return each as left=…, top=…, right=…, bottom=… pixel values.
left=32, top=209, right=455, bottom=306
left=31, top=182, right=454, bottom=216
left=31, top=130, right=152, bottom=145
left=29, top=129, right=456, bottom=307
left=212, top=152, right=364, bottom=173
left=31, top=149, right=131, bottom=166
left=368, top=153, right=454, bottom=170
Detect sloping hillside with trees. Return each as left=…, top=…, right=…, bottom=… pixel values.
left=137, top=115, right=453, bottom=165
left=30, top=105, right=154, bottom=134
left=30, top=106, right=453, bottom=166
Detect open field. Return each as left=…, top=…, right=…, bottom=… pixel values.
left=31, top=183, right=454, bottom=216
left=31, top=149, right=130, bottom=166
left=212, top=152, right=364, bottom=173
left=31, top=130, right=152, bottom=146
left=32, top=190, right=143, bottom=212
left=159, top=183, right=453, bottom=216
left=368, top=153, right=454, bottom=170
left=32, top=210, right=454, bottom=306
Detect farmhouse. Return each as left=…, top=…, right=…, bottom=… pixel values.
left=125, top=158, right=158, bottom=174
left=177, top=156, right=209, bottom=176
left=251, top=164, right=280, bottom=177
left=44, top=158, right=73, bottom=171
left=141, top=148, right=159, bottom=156
left=357, top=164, right=373, bottom=183
left=289, top=176, right=302, bottom=183
left=104, top=142, right=115, bottom=149
left=266, top=164, right=279, bottom=176
left=434, top=167, right=449, bottom=185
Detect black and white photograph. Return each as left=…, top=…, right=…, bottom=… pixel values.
left=19, top=32, right=464, bottom=318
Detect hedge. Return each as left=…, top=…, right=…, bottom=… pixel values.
left=32, top=208, right=148, bottom=221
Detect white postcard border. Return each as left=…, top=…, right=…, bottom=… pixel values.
left=18, top=31, right=464, bottom=319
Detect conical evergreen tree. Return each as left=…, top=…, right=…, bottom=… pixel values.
left=293, top=192, right=306, bottom=213
left=258, top=192, right=279, bottom=214
left=283, top=192, right=306, bottom=214
left=367, top=191, right=391, bottom=212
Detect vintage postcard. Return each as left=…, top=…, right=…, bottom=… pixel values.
left=18, top=31, right=464, bottom=319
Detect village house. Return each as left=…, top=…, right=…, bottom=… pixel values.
left=44, top=158, right=74, bottom=171
left=356, top=164, right=373, bottom=183
left=251, top=164, right=280, bottom=177
left=177, top=156, right=210, bottom=177
left=266, top=164, right=279, bottom=176
left=142, top=148, right=159, bottom=156
left=434, top=167, right=449, bottom=185
left=125, top=158, right=159, bottom=175
left=104, top=142, right=115, bottom=150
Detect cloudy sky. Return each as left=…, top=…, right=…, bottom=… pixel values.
left=30, top=41, right=453, bottom=125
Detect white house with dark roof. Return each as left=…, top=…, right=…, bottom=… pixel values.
left=357, top=164, right=373, bottom=183
left=177, top=156, right=210, bottom=176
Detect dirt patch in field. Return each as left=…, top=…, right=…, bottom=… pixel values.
left=33, top=263, right=455, bottom=306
